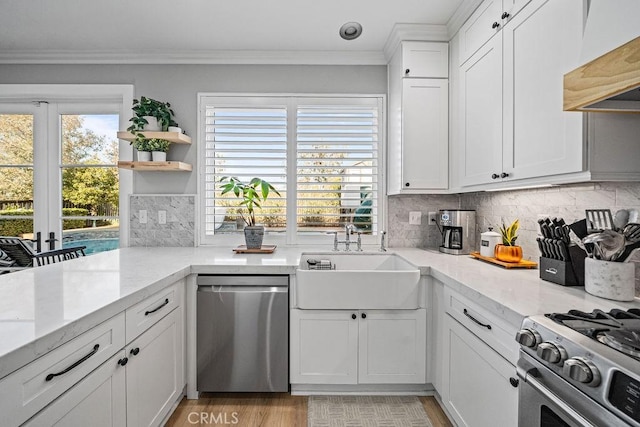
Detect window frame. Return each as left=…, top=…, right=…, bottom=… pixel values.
left=197, top=93, right=387, bottom=247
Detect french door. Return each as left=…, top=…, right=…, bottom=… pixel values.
left=0, top=101, right=120, bottom=252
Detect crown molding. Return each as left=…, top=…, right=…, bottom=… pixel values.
left=447, top=0, right=483, bottom=38
left=383, top=23, right=449, bottom=61
left=0, top=49, right=388, bottom=65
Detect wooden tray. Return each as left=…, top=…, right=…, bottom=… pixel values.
left=232, top=245, right=277, bottom=254
left=470, top=251, right=538, bottom=269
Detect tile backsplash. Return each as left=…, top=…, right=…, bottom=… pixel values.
left=388, top=182, right=640, bottom=297
left=129, top=195, right=195, bottom=247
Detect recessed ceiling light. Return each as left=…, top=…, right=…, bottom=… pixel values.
left=339, top=22, right=363, bottom=40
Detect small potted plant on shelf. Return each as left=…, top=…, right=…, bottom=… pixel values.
left=126, top=96, right=177, bottom=134
left=495, top=218, right=522, bottom=262
left=132, top=138, right=152, bottom=161
left=147, top=138, right=171, bottom=161
left=219, top=176, right=281, bottom=249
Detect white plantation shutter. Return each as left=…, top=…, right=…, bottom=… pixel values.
left=296, top=99, right=380, bottom=233
left=200, top=95, right=383, bottom=243
left=203, top=99, right=287, bottom=236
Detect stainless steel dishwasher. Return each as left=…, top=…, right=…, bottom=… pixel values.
left=196, top=275, right=289, bottom=392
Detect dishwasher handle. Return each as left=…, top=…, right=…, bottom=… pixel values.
left=197, top=285, right=288, bottom=293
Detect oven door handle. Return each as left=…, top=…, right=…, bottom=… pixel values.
left=520, top=369, right=596, bottom=427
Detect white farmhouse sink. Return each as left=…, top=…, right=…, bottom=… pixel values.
left=296, top=252, right=421, bottom=309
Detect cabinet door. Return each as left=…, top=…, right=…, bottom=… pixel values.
left=24, top=352, right=127, bottom=427
left=502, top=0, right=584, bottom=181
left=126, top=307, right=184, bottom=427
left=402, top=42, right=448, bottom=78
left=458, top=0, right=503, bottom=65
left=402, top=79, right=449, bottom=190
left=358, top=309, right=426, bottom=384
left=290, top=309, right=358, bottom=384
left=442, top=315, right=518, bottom=427
left=459, top=34, right=504, bottom=187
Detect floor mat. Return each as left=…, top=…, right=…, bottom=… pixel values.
left=308, top=395, right=433, bottom=427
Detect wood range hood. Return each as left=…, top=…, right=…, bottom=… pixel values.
left=564, top=36, right=640, bottom=113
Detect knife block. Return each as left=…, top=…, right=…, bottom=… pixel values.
left=539, top=246, right=586, bottom=287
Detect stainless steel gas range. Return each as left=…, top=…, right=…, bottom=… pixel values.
left=516, top=309, right=640, bottom=427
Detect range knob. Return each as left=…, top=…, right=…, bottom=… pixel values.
left=563, top=357, right=601, bottom=386
left=516, top=328, right=541, bottom=348
left=536, top=342, right=567, bottom=364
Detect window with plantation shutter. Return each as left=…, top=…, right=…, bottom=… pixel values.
left=199, top=94, right=383, bottom=245
left=296, top=99, right=379, bottom=235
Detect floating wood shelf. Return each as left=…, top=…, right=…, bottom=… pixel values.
left=117, top=131, right=191, bottom=144
left=117, top=161, right=192, bottom=171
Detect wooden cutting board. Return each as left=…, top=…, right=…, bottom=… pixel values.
left=470, top=251, right=538, bottom=269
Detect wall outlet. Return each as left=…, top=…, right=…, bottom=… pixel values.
left=428, top=212, right=437, bottom=225
left=409, top=211, right=422, bottom=225
left=139, top=210, right=147, bottom=224
left=158, top=210, right=167, bottom=225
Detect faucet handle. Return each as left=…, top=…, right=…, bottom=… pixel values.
left=356, top=232, right=363, bottom=251
left=379, top=230, right=387, bottom=252
left=326, top=231, right=339, bottom=251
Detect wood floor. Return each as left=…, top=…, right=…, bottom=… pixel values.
left=166, top=393, right=452, bottom=427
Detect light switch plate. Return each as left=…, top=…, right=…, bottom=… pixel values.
left=139, top=210, right=147, bottom=224
left=409, top=211, right=422, bottom=225
left=158, top=210, right=167, bottom=224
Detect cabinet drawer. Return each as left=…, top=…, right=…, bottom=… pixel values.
left=402, top=41, right=448, bottom=78
left=0, top=313, right=125, bottom=427
left=126, top=280, right=182, bottom=342
left=444, top=288, right=519, bottom=364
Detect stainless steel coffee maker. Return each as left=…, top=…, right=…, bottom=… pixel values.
left=438, top=209, right=476, bottom=255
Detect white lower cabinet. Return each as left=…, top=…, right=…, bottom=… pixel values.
left=442, top=315, right=518, bottom=427
left=10, top=281, right=186, bottom=427
left=126, top=306, right=184, bottom=427
left=290, top=309, right=426, bottom=385
left=23, top=351, right=127, bottom=427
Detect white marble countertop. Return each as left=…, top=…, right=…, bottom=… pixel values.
left=0, top=245, right=638, bottom=379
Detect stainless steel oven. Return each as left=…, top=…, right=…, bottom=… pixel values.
left=516, top=310, right=640, bottom=427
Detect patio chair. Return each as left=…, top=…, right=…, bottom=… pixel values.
left=0, top=237, right=86, bottom=271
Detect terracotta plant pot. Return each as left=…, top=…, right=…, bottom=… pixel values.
left=495, top=244, right=523, bottom=263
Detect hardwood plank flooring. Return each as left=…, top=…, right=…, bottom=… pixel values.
left=165, top=393, right=452, bottom=427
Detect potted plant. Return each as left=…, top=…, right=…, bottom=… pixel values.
left=126, top=96, right=177, bottom=134
left=495, top=218, right=523, bottom=262
left=132, top=138, right=152, bottom=161
left=147, top=138, right=171, bottom=161
left=219, top=176, right=281, bottom=249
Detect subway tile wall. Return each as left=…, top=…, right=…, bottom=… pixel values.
left=129, top=195, right=195, bottom=247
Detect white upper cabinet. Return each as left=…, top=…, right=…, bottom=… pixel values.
left=402, top=41, right=449, bottom=78
left=457, top=0, right=586, bottom=188
left=458, top=0, right=532, bottom=66
left=388, top=41, right=450, bottom=194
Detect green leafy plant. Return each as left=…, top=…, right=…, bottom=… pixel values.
left=219, top=177, right=281, bottom=227
left=499, top=218, right=520, bottom=246
left=132, top=138, right=151, bottom=152
left=146, top=138, right=171, bottom=152
left=126, top=96, right=178, bottom=134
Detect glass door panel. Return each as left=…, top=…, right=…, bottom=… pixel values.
left=0, top=110, right=37, bottom=247
left=59, top=111, right=120, bottom=254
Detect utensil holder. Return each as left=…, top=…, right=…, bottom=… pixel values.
left=584, top=258, right=635, bottom=301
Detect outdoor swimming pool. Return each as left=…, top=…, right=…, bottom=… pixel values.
left=63, top=238, right=119, bottom=255
left=62, top=229, right=119, bottom=255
